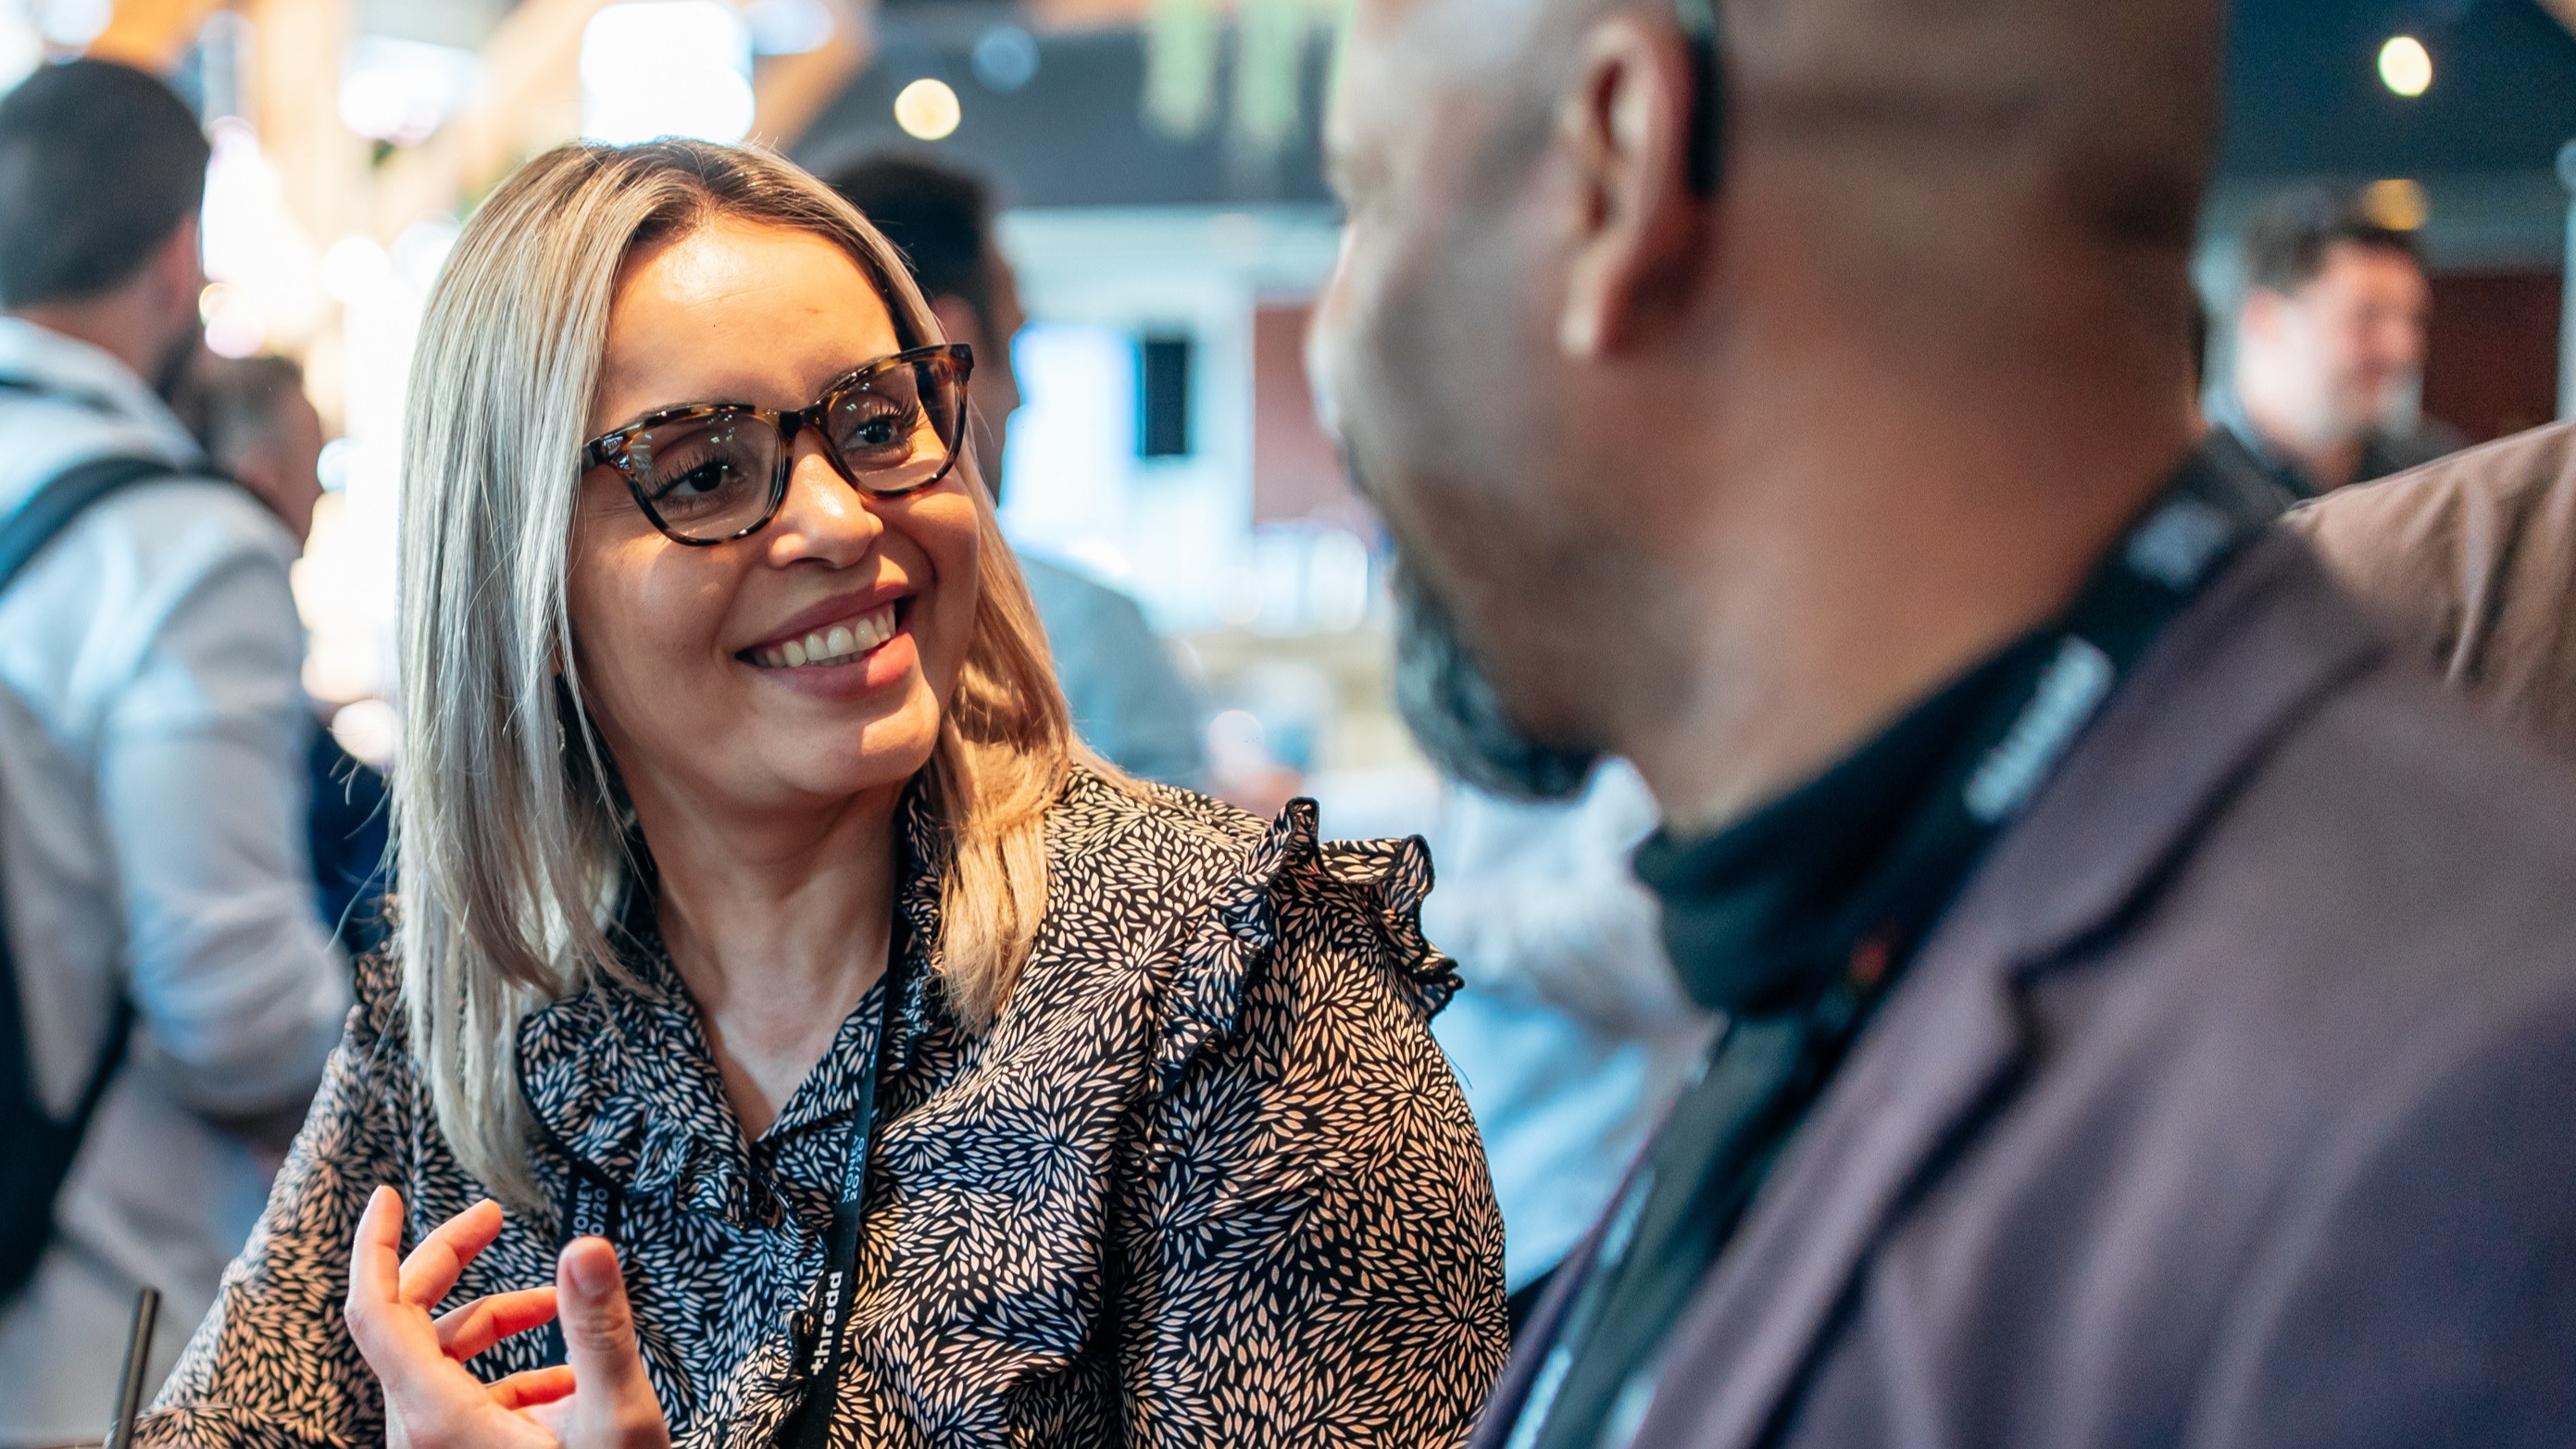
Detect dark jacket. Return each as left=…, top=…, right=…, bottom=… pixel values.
left=1479, top=531, right=2576, bottom=1448
left=2204, top=393, right=2463, bottom=508
left=2286, top=420, right=2576, bottom=761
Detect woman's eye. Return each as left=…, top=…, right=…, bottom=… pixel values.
left=837, top=401, right=920, bottom=453
left=650, top=458, right=735, bottom=502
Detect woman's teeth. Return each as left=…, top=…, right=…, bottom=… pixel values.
left=751, top=604, right=898, bottom=669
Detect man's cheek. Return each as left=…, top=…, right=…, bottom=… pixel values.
left=1306, top=232, right=1393, bottom=438
left=1304, top=298, right=1350, bottom=443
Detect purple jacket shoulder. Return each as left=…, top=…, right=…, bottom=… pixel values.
left=1482, top=530, right=2576, bottom=1449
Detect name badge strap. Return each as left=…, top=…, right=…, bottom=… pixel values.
left=787, top=955, right=906, bottom=1449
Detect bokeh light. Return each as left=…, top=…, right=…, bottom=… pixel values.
left=2359, top=177, right=2431, bottom=231
left=2378, top=35, right=2432, bottom=97
left=894, top=78, right=963, bottom=141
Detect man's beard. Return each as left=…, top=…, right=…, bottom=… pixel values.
left=1390, top=556, right=1598, bottom=802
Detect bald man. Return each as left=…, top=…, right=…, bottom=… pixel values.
left=1307, top=0, right=2576, bottom=1445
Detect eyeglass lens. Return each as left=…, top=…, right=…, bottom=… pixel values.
left=626, top=356, right=964, bottom=543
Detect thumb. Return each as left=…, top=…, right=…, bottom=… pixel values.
left=556, top=1237, right=667, bottom=1448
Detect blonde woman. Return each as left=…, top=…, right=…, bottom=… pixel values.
left=137, top=141, right=1504, bottom=1449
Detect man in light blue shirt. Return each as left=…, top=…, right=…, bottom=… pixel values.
left=828, top=156, right=1207, bottom=786
left=1423, top=760, right=1716, bottom=1327
left=0, top=63, right=346, bottom=1442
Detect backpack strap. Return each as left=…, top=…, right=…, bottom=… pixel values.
left=0, top=454, right=187, bottom=593
left=0, top=374, right=130, bottom=420
left=0, top=452, right=185, bottom=1305
left=0, top=975, right=132, bottom=1302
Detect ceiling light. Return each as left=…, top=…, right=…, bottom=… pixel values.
left=972, top=25, right=1040, bottom=94
left=2360, top=178, right=2430, bottom=231
left=894, top=78, right=961, bottom=141
left=580, top=2, right=756, bottom=145
left=2378, top=35, right=2432, bottom=98
left=35, top=0, right=108, bottom=48
left=744, top=0, right=833, bottom=56
left=339, top=35, right=483, bottom=144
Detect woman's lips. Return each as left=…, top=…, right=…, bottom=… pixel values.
left=743, top=582, right=911, bottom=656
left=744, top=602, right=899, bottom=669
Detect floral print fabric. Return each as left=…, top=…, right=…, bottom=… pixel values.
left=139, top=771, right=1507, bottom=1448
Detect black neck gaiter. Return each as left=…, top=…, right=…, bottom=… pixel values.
left=1633, top=638, right=2044, bottom=1020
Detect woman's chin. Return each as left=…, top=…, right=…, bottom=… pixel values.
left=768, top=716, right=943, bottom=805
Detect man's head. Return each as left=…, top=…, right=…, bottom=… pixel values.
left=825, top=155, right=1026, bottom=486
left=2231, top=188, right=2431, bottom=457
left=181, top=353, right=326, bottom=543
left=1310, top=0, right=2223, bottom=805
left=0, top=60, right=209, bottom=393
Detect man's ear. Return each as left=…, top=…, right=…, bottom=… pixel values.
left=926, top=294, right=989, bottom=357
left=1555, top=12, right=1707, bottom=360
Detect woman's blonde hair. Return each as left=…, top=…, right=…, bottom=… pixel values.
left=397, top=140, right=1079, bottom=1204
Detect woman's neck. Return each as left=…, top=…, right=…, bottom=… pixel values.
left=639, top=783, right=905, bottom=1141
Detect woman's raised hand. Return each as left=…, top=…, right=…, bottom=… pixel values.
left=344, top=1187, right=670, bottom=1449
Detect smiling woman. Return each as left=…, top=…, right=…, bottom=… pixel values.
left=133, top=141, right=1505, bottom=1449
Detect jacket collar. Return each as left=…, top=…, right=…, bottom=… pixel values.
left=1926, top=531, right=2381, bottom=973
left=0, top=317, right=202, bottom=464
left=1494, top=532, right=2387, bottom=1449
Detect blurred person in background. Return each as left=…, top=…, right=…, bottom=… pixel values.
left=826, top=155, right=1210, bottom=788
left=0, top=62, right=347, bottom=1442
left=176, top=352, right=390, bottom=954
left=1420, top=758, right=1716, bottom=1333
left=184, top=353, right=324, bottom=541
left=2208, top=186, right=2462, bottom=505
left=1310, top=0, right=2576, bottom=1442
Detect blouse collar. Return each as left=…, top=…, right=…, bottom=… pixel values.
left=514, top=781, right=949, bottom=1217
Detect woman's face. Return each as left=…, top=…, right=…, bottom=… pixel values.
left=570, top=218, right=981, bottom=825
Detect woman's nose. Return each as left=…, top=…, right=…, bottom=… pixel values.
left=762, top=433, right=884, bottom=562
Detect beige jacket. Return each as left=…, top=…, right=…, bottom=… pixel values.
left=2287, top=421, right=2576, bottom=758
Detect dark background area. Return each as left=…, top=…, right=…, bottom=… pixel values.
left=2220, top=0, right=2575, bottom=177
left=797, top=0, right=2576, bottom=207
left=2428, top=271, right=2562, bottom=439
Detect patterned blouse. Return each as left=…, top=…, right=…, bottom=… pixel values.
left=139, top=770, right=1507, bottom=1448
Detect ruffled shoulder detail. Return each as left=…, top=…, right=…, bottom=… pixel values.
left=1154, top=796, right=1459, bottom=1094
left=1314, top=828, right=1456, bottom=1014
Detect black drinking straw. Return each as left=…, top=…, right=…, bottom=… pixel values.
left=103, top=1285, right=158, bottom=1449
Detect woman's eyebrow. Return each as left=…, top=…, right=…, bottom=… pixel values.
left=614, top=353, right=903, bottom=421
left=594, top=385, right=763, bottom=432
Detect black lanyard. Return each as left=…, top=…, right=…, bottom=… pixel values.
left=547, top=943, right=911, bottom=1443
left=778, top=952, right=909, bottom=1449
left=1507, top=444, right=2280, bottom=1449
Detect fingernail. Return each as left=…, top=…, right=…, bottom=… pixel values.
left=568, top=1240, right=618, bottom=1297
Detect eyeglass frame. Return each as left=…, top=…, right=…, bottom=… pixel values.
left=1676, top=0, right=1723, bottom=196
left=578, top=343, right=977, bottom=547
